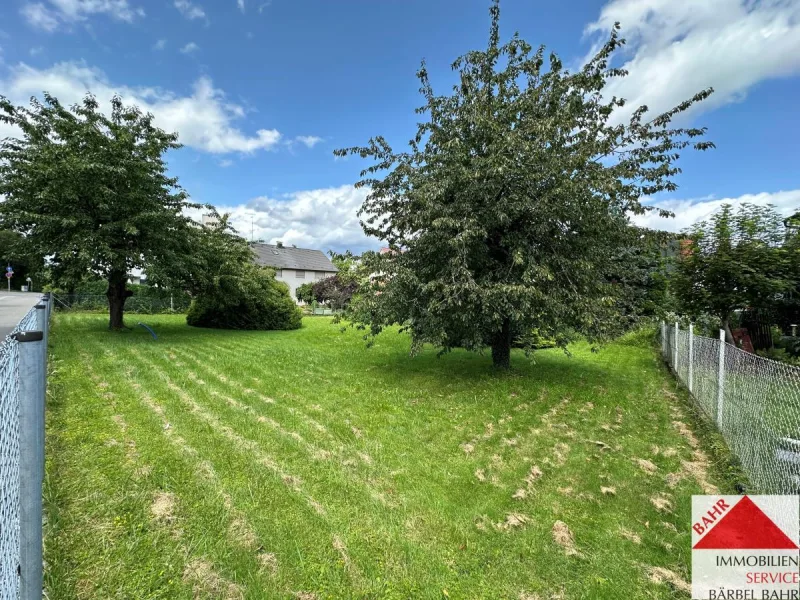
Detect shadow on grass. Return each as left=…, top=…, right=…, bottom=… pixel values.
left=62, top=313, right=656, bottom=394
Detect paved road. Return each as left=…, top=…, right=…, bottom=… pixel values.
left=0, top=292, right=42, bottom=339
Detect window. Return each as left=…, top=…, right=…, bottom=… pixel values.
left=296, top=270, right=305, bottom=279
left=275, top=269, right=282, bottom=277
left=316, top=272, right=326, bottom=280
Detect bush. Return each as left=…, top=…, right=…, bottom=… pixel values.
left=295, top=282, right=315, bottom=304
left=513, top=328, right=557, bottom=349
left=187, top=265, right=302, bottom=330
left=312, top=275, right=358, bottom=310
left=755, top=347, right=800, bottom=367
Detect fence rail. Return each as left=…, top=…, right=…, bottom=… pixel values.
left=52, top=293, right=190, bottom=314
left=661, top=321, right=800, bottom=494
left=1, top=296, right=51, bottom=600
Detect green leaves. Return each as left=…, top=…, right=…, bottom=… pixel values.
left=0, top=92, right=200, bottom=327
left=335, top=1, right=714, bottom=367
left=674, top=203, right=797, bottom=339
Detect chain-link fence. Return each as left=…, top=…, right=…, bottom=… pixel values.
left=52, top=293, right=190, bottom=314
left=662, top=322, right=800, bottom=494
left=1, top=298, right=50, bottom=599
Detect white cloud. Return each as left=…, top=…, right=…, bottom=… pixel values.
left=585, top=0, right=800, bottom=120
left=212, top=185, right=378, bottom=252
left=237, top=0, right=245, bottom=13
left=180, top=42, right=199, bottom=54
left=294, top=135, right=323, bottom=149
left=20, top=4, right=60, bottom=31
left=174, top=0, right=205, bottom=21
left=219, top=159, right=234, bottom=168
left=21, top=0, right=144, bottom=31
left=632, top=190, right=800, bottom=232
left=0, top=62, right=282, bottom=154
left=152, top=39, right=166, bottom=51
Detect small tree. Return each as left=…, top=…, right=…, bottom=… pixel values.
left=0, top=94, right=198, bottom=329
left=312, top=275, right=359, bottom=311
left=674, top=203, right=794, bottom=342
left=295, top=282, right=316, bottom=304
left=335, top=1, right=714, bottom=368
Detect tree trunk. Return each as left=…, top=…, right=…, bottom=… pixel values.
left=107, top=270, right=132, bottom=330
left=491, top=318, right=513, bottom=370
left=722, top=313, right=735, bottom=345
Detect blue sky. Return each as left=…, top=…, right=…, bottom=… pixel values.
left=1, top=0, right=799, bottom=253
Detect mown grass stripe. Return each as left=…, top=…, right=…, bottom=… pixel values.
left=45, top=315, right=740, bottom=599
left=169, top=346, right=380, bottom=473
left=129, top=347, right=328, bottom=516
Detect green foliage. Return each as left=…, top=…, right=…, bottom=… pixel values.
left=0, top=229, right=43, bottom=290
left=608, top=227, right=679, bottom=328
left=186, top=265, right=301, bottom=330
left=0, top=93, right=199, bottom=329
left=673, top=203, right=796, bottom=342
left=327, top=250, right=361, bottom=285
left=295, top=282, right=316, bottom=304
left=335, top=2, right=714, bottom=368
left=614, top=324, right=660, bottom=348
left=774, top=334, right=800, bottom=358
left=311, top=275, right=358, bottom=310
left=184, top=215, right=301, bottom=331
left=755, top=347, right=800, bottom=367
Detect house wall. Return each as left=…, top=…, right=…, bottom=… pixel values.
left=276, top=269, right=336, bottom=302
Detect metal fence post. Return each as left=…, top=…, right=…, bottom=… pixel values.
left=688, top=323, right=694, bottom=393
left=717, top=329, right=725, bottom=426
left=12, top=329, right=45, bottom=600
left=673, top=322, right=679, bottom=371
left=660, top=321, right=665, bottom=357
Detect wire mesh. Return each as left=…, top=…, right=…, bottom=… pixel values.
left=0, top=335, right=21, bottom=600
left=662, top=324, right=800, bottom=494
left=0, top=304, right=42, bottom=598
left=12, top=307, right=38, bottom=335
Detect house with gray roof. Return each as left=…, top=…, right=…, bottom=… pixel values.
left=252, top=242, right=337, bottom=302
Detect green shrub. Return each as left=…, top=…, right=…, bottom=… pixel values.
left=295, top=282, right=315, bottom=304
left=513, top=328, right=557, bottom=350
left=615, top=324, right=659, bottom=347
left=187, top=265, right=302, bottom=331
left=755, top=347, right=800, bottom=366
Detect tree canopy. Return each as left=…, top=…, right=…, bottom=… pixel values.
left=674, top=203, right=796, bottom=342
left=184, top=214, right=302, bottom=330
left=335, top=1, right=714, bottom=368
left=0, top=93, right=199, bottom=329
left=0, top=229, right=44, bottom=291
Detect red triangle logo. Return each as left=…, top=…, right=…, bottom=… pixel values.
left=693, top=496, right=799, bottom=550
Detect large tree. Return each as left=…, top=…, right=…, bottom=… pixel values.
left=0, top=93, right=198, bottom=329
left=335, top=1, right=714, bottom=368
left=674, top=203, right=795, bottom=342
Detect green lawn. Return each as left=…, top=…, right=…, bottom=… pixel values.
left=45, top=314, right=738, bottom=599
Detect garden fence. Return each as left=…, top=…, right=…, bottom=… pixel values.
left=661, top=322, right=800, bottom=494
left=0, top=296, right=51, bottom=600
left=52, top=293, right=190, bottom=314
